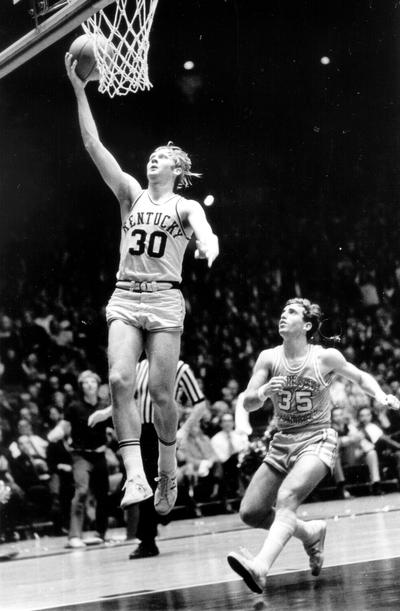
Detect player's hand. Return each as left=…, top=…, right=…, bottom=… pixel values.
left=88, top=410, right=108, bottom=427
left=65, top=52, right=88, bottom=91
left=194, top=234, right=219, bottom=268
left=383, top=394, right=400, bottom=410
left=267, top=376, right=287, bottom=393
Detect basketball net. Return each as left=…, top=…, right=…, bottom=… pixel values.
left=81, top=0, right=159, bottom=97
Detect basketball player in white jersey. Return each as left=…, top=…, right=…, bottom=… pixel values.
left=65, top=54, right=219, bottom=516
left=227, top=298, right=399, bottom=593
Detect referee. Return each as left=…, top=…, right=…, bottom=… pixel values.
left=89, top=358, right=205, bottom=558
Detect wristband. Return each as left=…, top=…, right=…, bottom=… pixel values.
left=257, top=386, right=268, bottom=402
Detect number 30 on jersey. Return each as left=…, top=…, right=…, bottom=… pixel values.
left=129, top=229, right=167, bottom=258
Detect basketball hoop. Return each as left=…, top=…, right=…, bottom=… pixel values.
left=80, top=0, right=159, bottom=97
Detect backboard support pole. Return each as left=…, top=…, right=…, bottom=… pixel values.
left=0, top=0, right=115, bottom=79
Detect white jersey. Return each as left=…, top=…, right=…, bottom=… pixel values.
left=117, top=191, right=192, bottom=282
left=269, top=344, right=334, bottom=432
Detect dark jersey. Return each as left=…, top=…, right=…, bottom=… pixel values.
left=64, top=399, right=110, bottom=451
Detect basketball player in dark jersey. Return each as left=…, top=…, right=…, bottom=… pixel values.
left=65, top=55, right=219, bottom=516
left=227, top=298, right=399, bottom=593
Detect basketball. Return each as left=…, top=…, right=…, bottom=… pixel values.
left=68, top=34, right=100, bottom=82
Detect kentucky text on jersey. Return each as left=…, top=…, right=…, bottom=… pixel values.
left=122, top=210, right=184, bottom=239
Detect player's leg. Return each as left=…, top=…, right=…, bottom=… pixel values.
left=239, top=462, right=284, bottom=529
left=253, top=455, right=328, bottom=576
left=146, top=330, right=181, bottom=514
left=108, top=320, right=150, bottom=506
left=228, top=455, right=328, bottom=593
left=239, top=459, right=327, bottom=551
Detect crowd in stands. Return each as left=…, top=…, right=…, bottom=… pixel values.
left=1, top=190, right=400, bottom=540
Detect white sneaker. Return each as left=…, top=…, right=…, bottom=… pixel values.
left=120, top=474, right=153, bottom=509
left=303, top=520, right=327, bottom=576
left=154, top=471, right=178, bottom=515
left=66, top=537, right=86, bottom=549
left=227, top=549, right=266, bottom=594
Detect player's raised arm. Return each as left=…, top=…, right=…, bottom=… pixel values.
left=321, top=348, right=400, bottom=410
left=243, top=350, right=286, bottom=413
left=180, top=200, right=219, bottom=267
left=65, top=53, right=141, bottom=218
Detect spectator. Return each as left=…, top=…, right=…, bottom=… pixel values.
left=201, top=400, right=230, bottom=438
left=8, top=419, right=49, bottom=478
left=48, top=370, right=110, bottom=548
left=0, top=428, right=24, bottom=540
left=357, top=406, right=400, bottom=485
left=211, top=413, right=249, bottom=506
left=10, top=435, right=52, bottom=519
left=331, top=406, right=382, bottom=497
left=177, top=418, right=223, bottom=511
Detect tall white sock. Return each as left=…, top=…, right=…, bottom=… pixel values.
left=253, top=509, right=297, bottom=574
left=118, top=440, right=145, bottom=480
left=158, top=437, right=177, bottom=474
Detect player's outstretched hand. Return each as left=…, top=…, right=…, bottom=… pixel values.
left=65, top=52, right=88, bottom=92
left=384, top=394, right=400, bottom=410
left=194, top=234, right=219, bottom=268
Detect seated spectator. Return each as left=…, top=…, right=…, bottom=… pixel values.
left=357, top=406, right=400, bottom=485
left=10, top=435, right=52, bottom=520
left=177, top=417, right=223, bottom=515
left=21, top=353, right=44, bottom=385
left=18, top=391, right=43, bottom=433
left=331, top=406, right=382, bottom=497
left=201, top=400, right=230, bottom=438
left=211, top=413, right=249, bottom=505
left=0, top=428, right=25, bottom=540
left=9, top=419, right=49, bottom=480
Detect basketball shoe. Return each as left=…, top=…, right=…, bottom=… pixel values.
left=120, top=473, right=153, bottom=509
left=154, top=471, right=177, bottom=515
left=227, top=548, right=266, bottom=594
left=303, top=519, right=327, bottom=576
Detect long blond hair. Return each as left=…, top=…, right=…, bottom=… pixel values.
left=154, top=141, right=201, bottom=189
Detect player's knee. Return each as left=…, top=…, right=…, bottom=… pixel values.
left=239, top=501, right=263, bottom=528
left=109, top=368, right=133, bottom=398
left=149, top=387, right=174, bottom=411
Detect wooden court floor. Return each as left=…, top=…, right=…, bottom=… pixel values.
left=1, top=493, right=400, bottom=611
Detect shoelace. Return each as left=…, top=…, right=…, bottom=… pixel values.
left=155, top=473, right=176, bottom=495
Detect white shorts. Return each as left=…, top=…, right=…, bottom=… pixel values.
left=264, top=428, right=338, bottom=475
left=106, top=288, right=185, bottom=332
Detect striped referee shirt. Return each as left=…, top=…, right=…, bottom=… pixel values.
left=135, top=359, right=205, bottom=424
